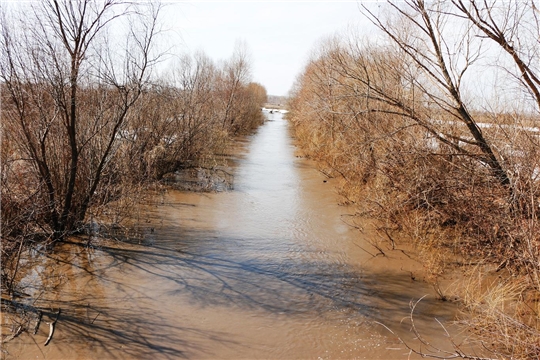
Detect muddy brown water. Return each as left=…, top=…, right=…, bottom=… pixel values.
left=4, top=112, right=465, bottom=359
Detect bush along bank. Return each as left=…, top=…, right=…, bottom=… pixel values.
left=287, top=1, right=540, bottom=358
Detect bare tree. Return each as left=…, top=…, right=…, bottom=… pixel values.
left=451, top=0, right=540, bottom=112
left=0, top=0, right=163, bottom=240
left=288, top=3, right=540, bottom=358
left=360, top=0, right=511, bottom=186
left=218, top=41, right=253, bottom=133
left=140, top=52, right=224, bottom=180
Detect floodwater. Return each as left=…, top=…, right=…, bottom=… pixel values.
left=3, top=112, right=463, bottom=359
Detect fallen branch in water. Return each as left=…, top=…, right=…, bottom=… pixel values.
left=44, top=309, right=61, bottom=346
left=2, top=325, right=23, bottom=343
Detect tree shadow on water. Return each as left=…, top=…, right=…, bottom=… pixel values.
left=5, top=225, right=457, bottom=359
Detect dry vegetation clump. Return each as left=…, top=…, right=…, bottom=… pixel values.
left=290, top=70, right=540, bottom=360
left=458, top=267, right=540, bottom=359
left=288, top=0, right=540, bottom=357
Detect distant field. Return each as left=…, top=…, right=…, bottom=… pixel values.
left=263, top=103, right=288, bottom=110
left=265, top=95, right=288, bottom=109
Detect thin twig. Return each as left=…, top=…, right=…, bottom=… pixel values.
left=375, top=296, right=498, bottom=360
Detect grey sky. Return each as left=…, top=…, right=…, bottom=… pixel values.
left=162, top=1, right=377, bottom=96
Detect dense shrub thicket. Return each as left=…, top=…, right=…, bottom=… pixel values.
left=288, top=1, right=539, bottom=358
left=0, top=1, right=266, bottom=292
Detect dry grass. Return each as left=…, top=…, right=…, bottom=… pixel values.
left=457, top=267, right=540, bottom=359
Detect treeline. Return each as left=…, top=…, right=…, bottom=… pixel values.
left=0, top=1, right=266, bottom=289
left=288, top=1, right=539, bottom=358
left=125, top=52, right=267, bottom=182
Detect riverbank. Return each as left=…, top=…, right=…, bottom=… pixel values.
left=287, top=39, right=540, bottom=357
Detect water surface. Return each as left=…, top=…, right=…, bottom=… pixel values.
left=5, top=112, right=460, bottom=359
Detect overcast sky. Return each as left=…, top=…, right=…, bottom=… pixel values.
left=162, top=2, right=378, bottom=96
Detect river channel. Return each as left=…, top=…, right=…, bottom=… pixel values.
left=5, top=112, right=462, bottom=359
